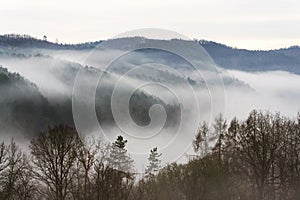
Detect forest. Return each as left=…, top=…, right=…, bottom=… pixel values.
left=0, top=110, right=299, bottom=200
left=1, top=0, right=300, bottom=199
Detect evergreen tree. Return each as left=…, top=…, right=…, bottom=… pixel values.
left=145, top=147, right=162, bottom=176
left=193, top=122, right=210, bottom=157
left=212, top=113, right=227, bottom=163
left=108, top=135, right=133, bottom=172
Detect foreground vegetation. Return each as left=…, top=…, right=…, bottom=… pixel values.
left=0, top=110, right=300, bottom=200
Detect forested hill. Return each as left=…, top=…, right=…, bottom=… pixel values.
left=0, top=34, right=101, bottom=49
left=0, top=65, right=180, bottom=137
left=199, top=40, right=300, bottom=74
left=0, top=66, right=59, bottom=134
left=1, top=34, right=300, bottom=74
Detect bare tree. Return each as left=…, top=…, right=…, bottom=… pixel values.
left=0, top=142, right=8, bottom=176
left=30, top=125, right=81, bottom=200
left=69, top=137, right=97, bottom=200
left=288, top=113, right=300, bottom=199
left=230, top=111, right=282, bottom=200
left=0, top=139, right=36, bottom=200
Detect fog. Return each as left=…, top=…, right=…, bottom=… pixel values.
left=1, top=40, right=300, bottom=172
left=226, top=70, right=300, bottom=119
left=0, top=55, right=80, bottom=99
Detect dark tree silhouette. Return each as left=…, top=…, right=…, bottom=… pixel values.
left=30, top=125, right=81, bottom=200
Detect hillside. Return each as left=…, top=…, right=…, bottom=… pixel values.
left=0, top=66, right=59, bottom=135
left=1, top=34, right=299, bottom=74
left=0, top=65, right=180, bottom=136
left=199, top=40, right=300, bottom=74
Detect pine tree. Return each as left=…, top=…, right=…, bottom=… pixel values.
left=193, top=122, right=210, bottom=157
left=108, top=135, right=133, bottom=172
left=145, top=147, right=162, bottom=176
left=213, top=113, right=227, bottom=163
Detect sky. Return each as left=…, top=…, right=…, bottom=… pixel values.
left=0, top=0, right=299, bottom=50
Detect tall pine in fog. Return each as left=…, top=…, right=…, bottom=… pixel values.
left=193, top=122, right=210, bottom=157
left=213, top=113, right=227, bottom=163
left=108, top=135, right=133, bottom=172
left=145, top=147, right=162, bottom=176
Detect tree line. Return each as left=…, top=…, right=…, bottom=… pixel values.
left=0, top=110, right=300, bottom=199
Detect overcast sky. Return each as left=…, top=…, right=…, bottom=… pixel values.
left=1, top=0, right=299, bottom=50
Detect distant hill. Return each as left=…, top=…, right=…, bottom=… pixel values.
left=1, top=34, right=299, bottom=74
left=199, top=40, right=300, bottom=74
left=0, top=34, right=100, bottom=49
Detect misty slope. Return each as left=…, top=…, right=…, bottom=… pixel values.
left=0, top=35, right=253, bottom=134
left=0, top=48, right=181, bottom=121
left=0, top=35, right=251, bottom=93
left=0, top=66, right=59, bottom=135
left=1, top=34, right=298, bottom=137
left=0, top=61, right=180, bottom=136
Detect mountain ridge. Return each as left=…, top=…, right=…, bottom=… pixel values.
left=1, top=34, right=300, bottom=74
left=1, top=33, right=299, bottom=51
